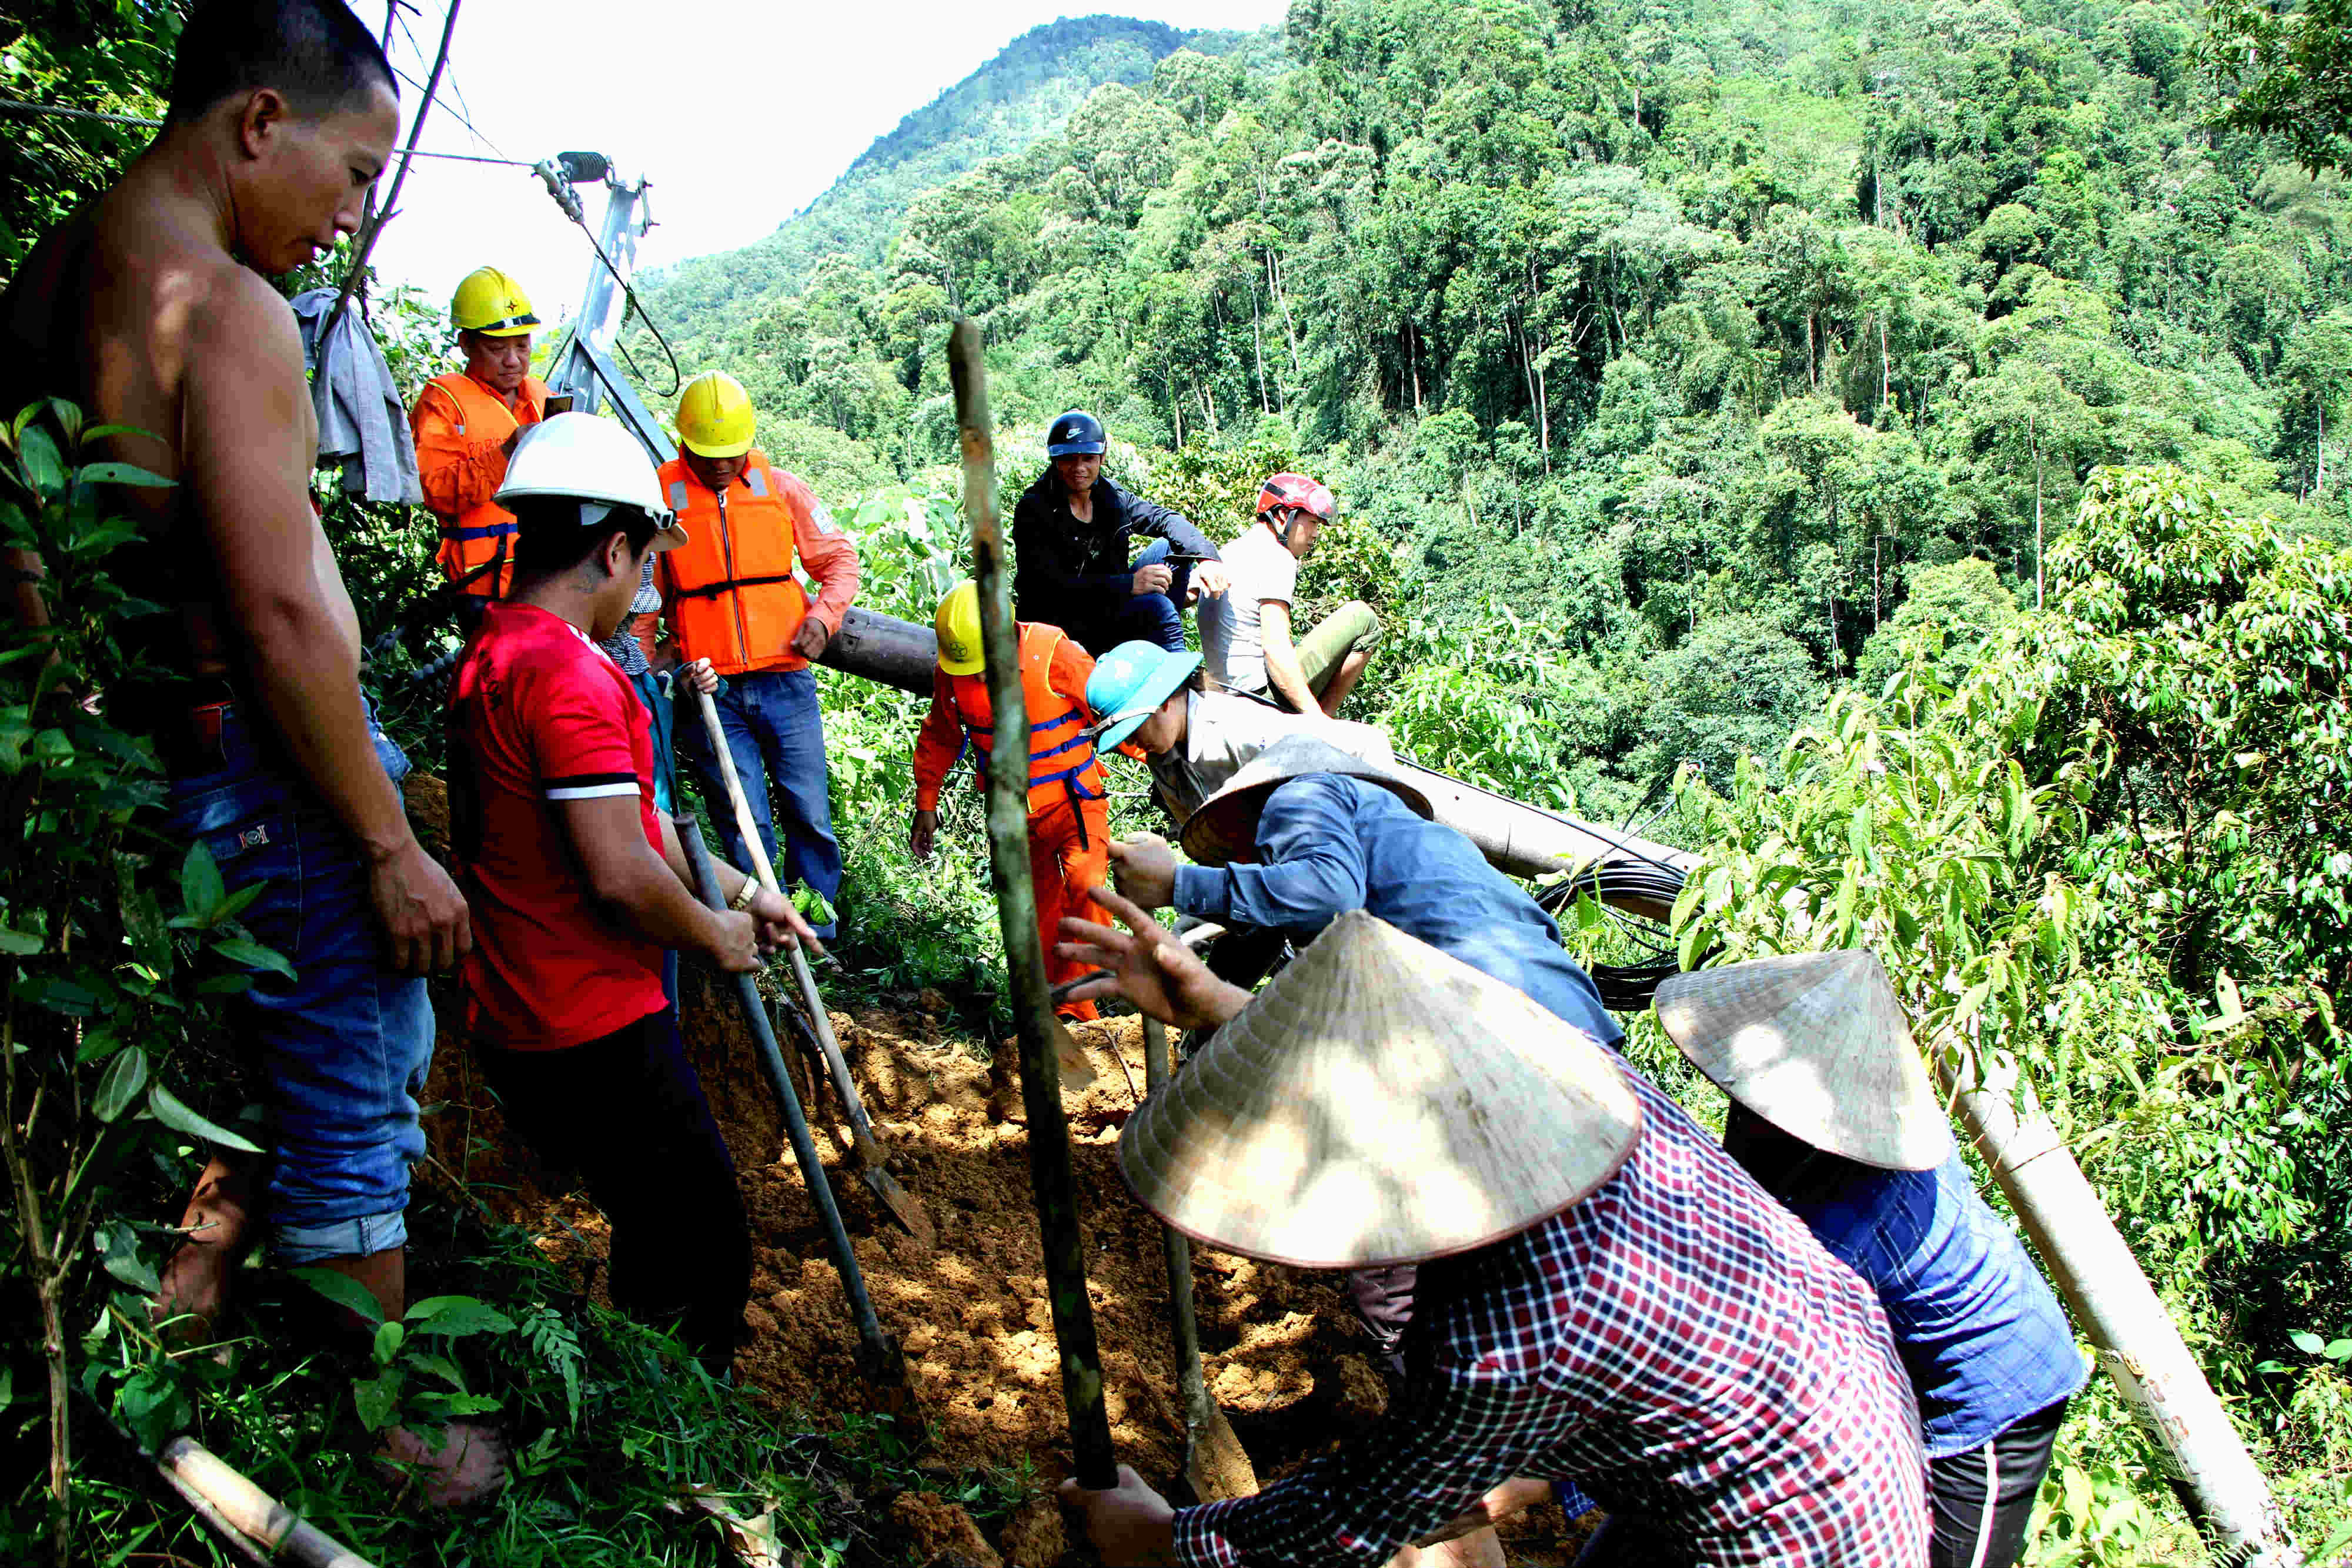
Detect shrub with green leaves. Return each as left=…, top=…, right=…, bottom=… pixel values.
left=1668, top=466, right=2352, bottom=1561
left=0, top=401, right=301, bottom=1562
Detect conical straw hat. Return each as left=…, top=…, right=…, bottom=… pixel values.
left=1118, top=911, right=1642, bottom=1268
left=1179, top=733, right=1432, bottom=867
left=1652, top=950, right=1951, bottom=1171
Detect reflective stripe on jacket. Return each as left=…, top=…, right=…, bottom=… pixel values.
left=410, top=371, right=547, bottom=597
left=912, top=622, right=1105, bottom=816
left=656, top=449, right=862, bottom=677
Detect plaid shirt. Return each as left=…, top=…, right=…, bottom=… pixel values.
left=1173, top=1071, right=1929, bottom=1568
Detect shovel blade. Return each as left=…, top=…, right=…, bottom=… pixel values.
left=859, top=1161, right=936, bottom=1247
left=1050, top=1017, right=1100, bottom=1090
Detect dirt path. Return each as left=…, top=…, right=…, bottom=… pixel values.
left=405, top=775, right=1575, bottom=1563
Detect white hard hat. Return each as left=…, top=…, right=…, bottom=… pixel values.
left=497, top=412, right=687, bottom=551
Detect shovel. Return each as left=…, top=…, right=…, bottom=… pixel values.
left=1143, top=1014, right=1257, bottom=1502
left=692, top=688, right=934, bottom=1245
left=676, top=814, right=903, bottom=1387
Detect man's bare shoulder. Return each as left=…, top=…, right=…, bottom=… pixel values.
left=77, top=183, right=299, bottom=367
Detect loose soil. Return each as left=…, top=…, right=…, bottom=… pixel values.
left=409, top=774, right=1577, bottom=1563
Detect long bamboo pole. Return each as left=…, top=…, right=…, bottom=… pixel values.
left=156, top=1435, right=378, bottom=1568
left=319, top=0, right=459, bottom=346
left=946, top=319, right=1117, bottom=1489
left=1943, top=1051, right=2303, bottom=1567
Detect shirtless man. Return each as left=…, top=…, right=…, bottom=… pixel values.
left=0, top=0, right=470, bottom=1393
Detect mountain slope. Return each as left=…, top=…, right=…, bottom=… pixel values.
left=639, top=15, right=1265, bottom=349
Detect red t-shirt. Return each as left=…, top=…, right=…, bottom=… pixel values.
left=449, top=601, right=666, bottom=1049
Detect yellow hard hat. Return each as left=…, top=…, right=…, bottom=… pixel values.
left=450, top=266, right=540, bottom=336
left=676, top=371, right=757, bottom=459
left=935, top=581, right=984, bottom=675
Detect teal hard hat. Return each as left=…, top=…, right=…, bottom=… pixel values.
left=1087, top=640, right=1201, bottom=751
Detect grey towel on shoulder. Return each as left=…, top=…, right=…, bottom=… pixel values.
left=291, top=287, right=423, bottom=506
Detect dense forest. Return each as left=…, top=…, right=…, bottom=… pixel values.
left=638, top=0, right=2351, bottom=821
left=636, top=1, right=2352, bottom=1556
left=3, top=0, right=2351, bottom=1560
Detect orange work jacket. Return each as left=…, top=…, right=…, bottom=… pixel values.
left=912, top=623, right=1106, bottom=817
left=409, top=371, right=547, bottom=598
left=657, top=450, right=861, bottom=677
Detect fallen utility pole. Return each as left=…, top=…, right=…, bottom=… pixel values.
left=815, top=606, right=1697, bottom=908
left=947, top=317, right=1118, bottom=1491
left=677, top=815, right=903, bottom=1386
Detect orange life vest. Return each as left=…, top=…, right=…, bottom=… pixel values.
left=417, top=371, right=546, bottom=597
left=949, top=623, right=1107, bottom=817
left=658, top=450, right=813, bottom=676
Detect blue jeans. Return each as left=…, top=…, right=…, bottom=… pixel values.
left=159, top=704, right=436, bottom=1263
left=1061, top=539, right=1195, bottom=658
left=677, top=667, right=842, bottom=939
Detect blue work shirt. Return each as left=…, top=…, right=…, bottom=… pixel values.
left=1725, top=1106, right=2086, bottom=1457
left=1171, top=774, right=1623, bottom=1048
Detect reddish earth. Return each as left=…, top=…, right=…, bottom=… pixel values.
left=407, top=777, right=1578, bottom=1563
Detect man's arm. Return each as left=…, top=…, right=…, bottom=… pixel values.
left=185, top=273, right=467, bottom=973
left=1256, top=599, right=1322, bottom=715
left=1169, top=777, right=1369, bottom=931
left=911, top=671, right=965, bottom=814
left=787, top=474, right=860, bottom=658
left=409, top=380, right=512, bottom=518
left=1120, top=488, right=1220, bottom=563
left=3, top=549, right=49, bottom=633
left=1067, top=1367, right=1572, bottom=1568
left=650, top=811, right=816, bottom=955
left=560, top=795, right=757, bottom=967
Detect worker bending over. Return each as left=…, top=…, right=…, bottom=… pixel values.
left=1196, top=473, right=1376, bottom=716
left=911, top=583, right=1111, bottom=1022
left=1057, top=887, right=1928, bottom=1567
left=1, top=0, right=485, bottom=1497
left=410, top=265, right=548, bottom=602
left=658, top=371, right=860, bottom=940
left=1013, top=410, right=1228, bottom=656
left=1647, top=954, right=2083, bottom=1568
left=446, top=414, right=813, bottom=1367
left=1085, top=640, right=1395, bottom=824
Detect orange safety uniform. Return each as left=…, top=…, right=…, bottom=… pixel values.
left=409, top=370, right=548, bottom=598
left=913, top=623, right=1110, bottom=1019
left=656, top=450, right=862, bottom=677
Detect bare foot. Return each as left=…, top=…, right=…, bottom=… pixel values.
left=152, top=1155, right=255, bottom=1342
left=377, top=1420, right=510, bottom=1509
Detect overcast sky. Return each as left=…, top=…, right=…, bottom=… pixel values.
left=368, top=1, right=1289, bottom=327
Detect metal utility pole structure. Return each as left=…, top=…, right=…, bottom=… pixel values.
left=538, top=155, right=672, bottom=467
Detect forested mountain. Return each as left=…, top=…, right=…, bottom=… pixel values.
left=638, top=16, right=1278, bottom=344
left=634, top=0, right=2351, bottom=820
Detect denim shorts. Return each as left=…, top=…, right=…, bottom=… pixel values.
left=160, top=703, right=435, bottom=1263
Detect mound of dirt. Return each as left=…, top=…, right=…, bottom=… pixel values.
left=420, top=962, right=1580, bottom=1563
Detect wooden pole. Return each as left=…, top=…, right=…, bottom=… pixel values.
left=157, top=1435, right=378, bottom=1568
left=320, top=0, right=459, bottom=347
left=946, top=318, right=1117, bottom=1490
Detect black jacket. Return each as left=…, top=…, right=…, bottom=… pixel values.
left=1011, top=470, right=1218, bottom=636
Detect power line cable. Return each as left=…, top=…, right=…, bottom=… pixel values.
left=319, top=0, right=460, bottom=343
left=0, top=96, right=530, bottom=166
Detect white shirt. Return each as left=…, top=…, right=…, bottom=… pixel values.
left=1148, top=690, right=1397, bottom=822
left=1197, top=523, right=1299, bottom=695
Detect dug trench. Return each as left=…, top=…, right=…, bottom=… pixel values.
left=406, top=777, right=1579, bottom=1564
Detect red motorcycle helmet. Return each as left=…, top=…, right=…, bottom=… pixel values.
left=1256, top=473, right=1337, bottom=539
